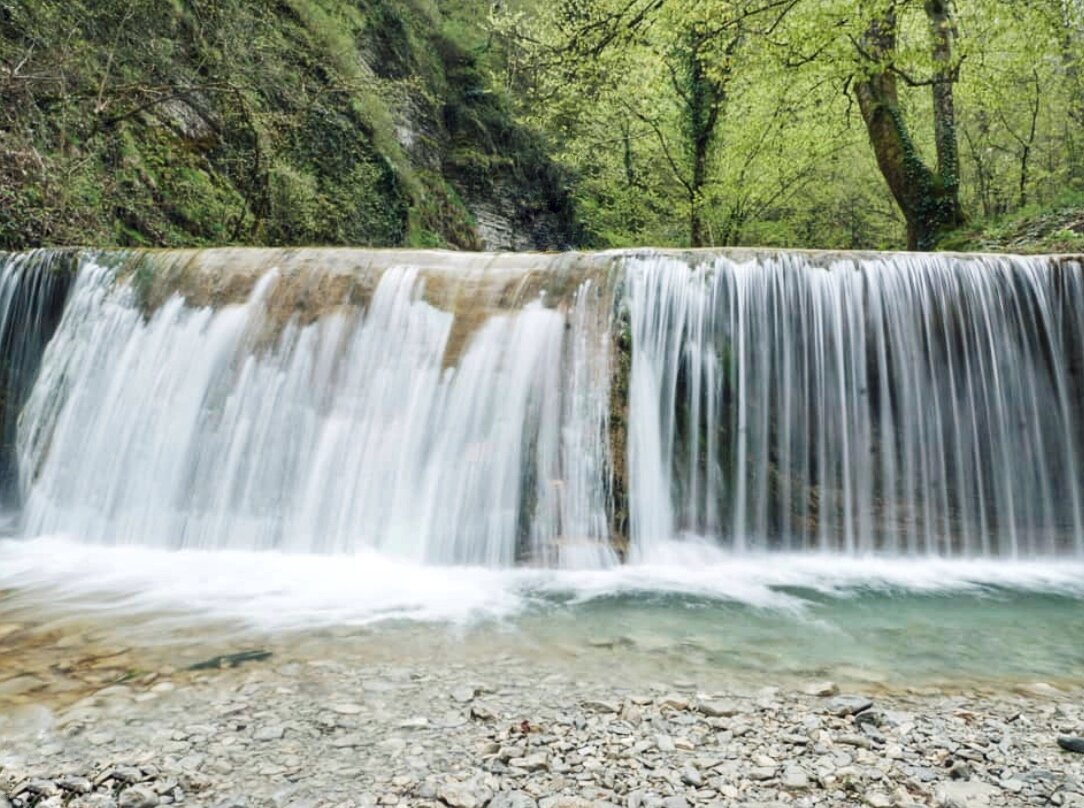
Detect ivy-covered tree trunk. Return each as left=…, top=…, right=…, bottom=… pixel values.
left=681, top=34, right=722, bottom=248
left=854, top=2, right=965, bottom=250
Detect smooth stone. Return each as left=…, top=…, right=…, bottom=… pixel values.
left=437, top=782, right=485, bottom=808
left=658, top=694, right=690, bottom=711
left=827, top=695, right=873, bottom=716
left=71, top=797, right=117, bottom=808
left=22, top=781, right=60, bottom=797
left=698, top=700, right=741, bottom=717
left=510, top=752, right=549, bottom=772
left=661, top=799, right=690, bottom=808
left=253, top=725, right=285, bottom=741
left=489, top=792, right=538, bottom=808
left=864, top=791, right=892, bottom=808
left=681, top=765, right=702, bottom=786
left=583, top=699, right=620, bottom=714
left=57, top=776, right=93, bottom=794
left=803, top=681, right=840, bottom=697
left=836, top=733, right=872, bottom=748
left=118, top=786, right=159, bottom=808
left=655, top=734, right=676, bottom=752
left=782, top=766, right=810, bottom=790
left=451, top=686, right=477, bottom=704
left=1058, top=736, right=1084, bottom=753
left=470, top=703, right=497, bottom=721
left=934, top=781, right=1001, bottom=808
left=331, top=703, right=364, bottom=715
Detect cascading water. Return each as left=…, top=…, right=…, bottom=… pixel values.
left=626, top=253, right=1084, bottom=559
left=0, top=251, right=73, bottom=508
left=15, top=250, right=616, bottom=568
left=1, top=247, right=1082, bottom=569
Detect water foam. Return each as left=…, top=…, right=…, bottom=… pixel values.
left=1, top=536, right=1081, bottom=634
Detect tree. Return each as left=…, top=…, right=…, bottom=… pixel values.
left=852, top=0, right=965, bottom=250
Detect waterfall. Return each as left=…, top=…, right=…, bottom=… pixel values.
left=3, top=248, right=1082, bottom=564
left=0, top=251, right=74, bottom=508
left=626, top=252, right=1084, bottom=558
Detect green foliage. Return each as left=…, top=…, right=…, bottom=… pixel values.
left=0, top=0, right=577, bottom=250
left=496, top=0, right=1084, bottom=251
left=938, top=191, right=1084, bottom=253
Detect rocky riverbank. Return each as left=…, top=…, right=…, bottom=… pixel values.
left=1, top=647, right=1082, bottom=808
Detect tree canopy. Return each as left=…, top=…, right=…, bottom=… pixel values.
left=494, top=0, right=1084, bottom=250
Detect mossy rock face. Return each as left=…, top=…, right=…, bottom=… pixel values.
left=0, top=0, right=579, bottom=251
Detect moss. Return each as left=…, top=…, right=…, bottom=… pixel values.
left=607, top=300, right=632, bottom=560
left=0, top=0, right=578, bottom=251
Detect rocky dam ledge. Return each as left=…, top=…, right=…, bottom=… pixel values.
left=0, top=653, right=1082, bottom=808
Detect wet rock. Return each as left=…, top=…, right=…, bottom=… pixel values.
left=827, top=695, right=873, bottom=717
left=1058, top=736, right=1084, bottom=753
left=187, top=650, right=270, bottom=670
left=803, top=681, right=840, bottom=697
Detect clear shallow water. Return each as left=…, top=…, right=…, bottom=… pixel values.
left=1, top=536, right=1081, bottom=689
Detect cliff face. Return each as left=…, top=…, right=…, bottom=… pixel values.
left=0, top=0, right=579, bottom=251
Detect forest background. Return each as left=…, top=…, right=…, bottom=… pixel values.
left=2, top=0, right=1083, bottom=253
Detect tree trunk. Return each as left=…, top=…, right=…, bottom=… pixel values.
left=685, top=41, right=714, bottom=247
left=854, top=2, right=964, bottom=250
left=925, top=0, right=964, bottom=226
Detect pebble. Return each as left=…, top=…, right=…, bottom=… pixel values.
left=657, top=694, right=689, bottom=711
left=803, top=681, right=840, bottom=697
left=489, top=792, right=538, bottom=808
left=116, top=786, right=158, bottom=808
left=827, top=695, right=873, bottom=716
left=697, top=699, right=740, bottom=717
left=782, top=765, right=810, bottom=790
left=582, top=700, right=619, bottom=714
left=1058, top=736, right=1084, bottom=753
left=680, top=765, right=701, bottom=786
left=934, top=781, right=1002, bottom=808
left=0, top=653, right=1080, bottom=808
